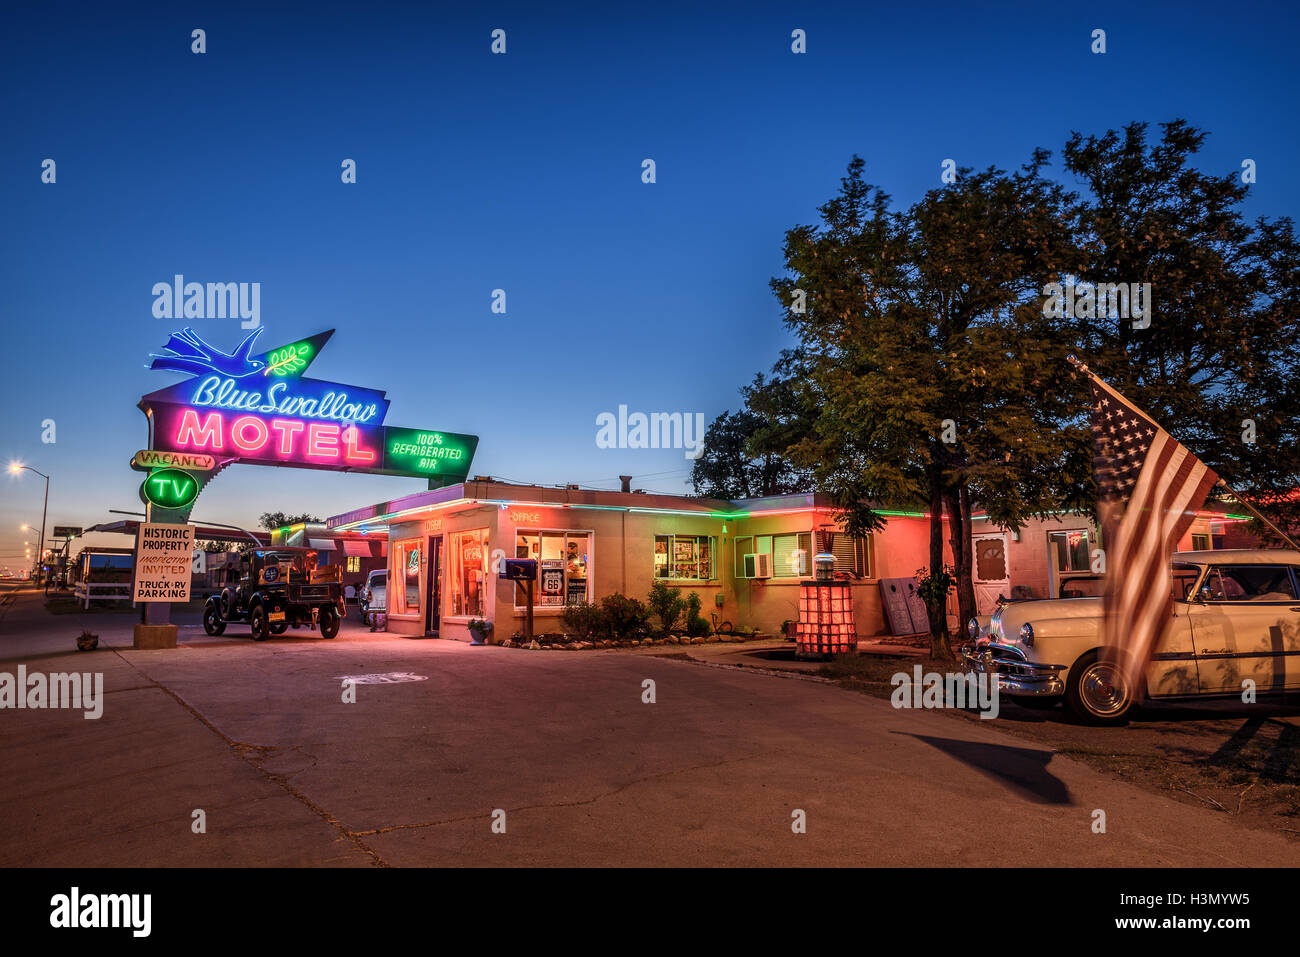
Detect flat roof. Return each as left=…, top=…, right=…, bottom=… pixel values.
left=326, top=480, right=742, bottom=531
left=1173, top=548, right=1300, bottom=564
left=83, top=520, right=270, bottom=545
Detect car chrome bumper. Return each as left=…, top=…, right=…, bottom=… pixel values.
left=960, top=642, right=1066, bottom=698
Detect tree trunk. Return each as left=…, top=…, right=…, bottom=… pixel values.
left=945, top=484, right=977, bottom=646
left=925, top=469, right=954, bottom=661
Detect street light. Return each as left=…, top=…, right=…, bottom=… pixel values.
left=9, top=463, right=49, bottom=583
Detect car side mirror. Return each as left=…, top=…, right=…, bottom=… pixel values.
left=1197, top=586, right=1212, bottom=603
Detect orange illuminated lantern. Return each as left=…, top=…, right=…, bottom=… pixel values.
left=796, top=557, right=856, bottom=657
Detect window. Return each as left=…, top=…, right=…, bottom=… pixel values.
left=392, top=540, right=421, bottom=615
left=1191, top=533, right=1211, bottom=551
left=1201, top=565, right=1297, bottom=603
left=821, top=529, right=870, bottom=577
left=346, top=556, right=361, bottom=573
left=514, top=531, right=590, bottom=608
left=655, top=534, right=715, bottom=581
left=772, top=533, right=812, bottom=578
left=1048, top=529, right=1091, bottom=573
left=1171, top=563, right=1201, bottom=603
left=449, top=529, right=488, bottom=617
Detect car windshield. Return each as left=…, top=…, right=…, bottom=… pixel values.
left=372, top=572, right=386, bottom=586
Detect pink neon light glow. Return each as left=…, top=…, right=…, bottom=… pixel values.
left=170, top=408, right=378, bottom=466
left=176, top=409, right=223, bottom=450
left=271, top=418, right=304, bottom=454
left=231, top=415, right=269, bottom=453
left=307, top=423, right=340, bottom=459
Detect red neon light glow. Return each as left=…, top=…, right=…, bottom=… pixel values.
left=343, top=426, right=376, bottom=464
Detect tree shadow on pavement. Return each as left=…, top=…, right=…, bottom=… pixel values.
left=891, top=731, right=1072, bottom=804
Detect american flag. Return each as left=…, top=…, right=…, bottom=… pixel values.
left=1087, top=372, right=1219, bottom=692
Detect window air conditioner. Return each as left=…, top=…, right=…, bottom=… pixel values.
left=744, top=553, right=773, bottom=579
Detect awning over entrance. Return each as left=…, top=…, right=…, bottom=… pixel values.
left=342, top=539, right=374, bottom=557
left=310, top=538, right=337, bottom=551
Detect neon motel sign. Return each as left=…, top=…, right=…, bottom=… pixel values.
left=138, top=327, right=478, bottom=481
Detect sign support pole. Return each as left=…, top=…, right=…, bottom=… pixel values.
left=525, top=579, right=534, bottom=642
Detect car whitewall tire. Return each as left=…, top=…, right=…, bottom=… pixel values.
left=1065, top=650, right=1136, bottom=724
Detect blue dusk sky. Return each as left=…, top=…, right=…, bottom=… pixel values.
left=2, top=0, right=1298, bottom=562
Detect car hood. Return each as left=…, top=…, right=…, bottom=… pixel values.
left=993, top=596, right=1102, bottom=641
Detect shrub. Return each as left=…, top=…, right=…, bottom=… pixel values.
left=647, top=581, right=686, bottom=634
left=598, top=593, right=651, bottom=640
left=684, top=592, right=711, bottom=637
left=561, top=600, right=603, bottom=641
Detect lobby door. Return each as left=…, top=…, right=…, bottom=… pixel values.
left=424, top=537, right=442, bottom=637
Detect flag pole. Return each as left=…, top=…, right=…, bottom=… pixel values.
left=1213, top=480, right=1300, bottom=552
left=1066, top=354, right=1300, bottom=553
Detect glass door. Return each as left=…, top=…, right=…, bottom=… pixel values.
left=425, top=537, right=442, bottom=636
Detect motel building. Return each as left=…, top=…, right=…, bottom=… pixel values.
left=289, top=477, right=1246, bottom=642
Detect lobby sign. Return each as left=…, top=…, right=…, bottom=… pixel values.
left=138, top=328, right=477, bottom=480
left=133, top=523, right=197, bottom=603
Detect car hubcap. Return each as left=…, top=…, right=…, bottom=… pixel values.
left=1080, top=661, right=1128, bottom=716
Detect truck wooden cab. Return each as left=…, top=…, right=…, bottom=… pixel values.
left=203, top=547, right=344, bottom=640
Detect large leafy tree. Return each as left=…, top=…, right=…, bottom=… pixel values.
left=258, top=511, right=322, bottom=531
left=691, top=405, right=809, bottom=500
left=1062, top=120, right=1300, bottom=536
left=767, top=155, right=1087, bottom=658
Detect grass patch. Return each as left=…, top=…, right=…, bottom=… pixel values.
left=818, top=653, right=961, bottom=685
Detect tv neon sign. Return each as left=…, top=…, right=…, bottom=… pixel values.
left=142, top=468, right=200, bottom=509
left=138, top=328, right=477, bottom=480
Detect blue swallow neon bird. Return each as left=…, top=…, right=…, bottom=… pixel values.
left=149, top=327, right=267, bottom=379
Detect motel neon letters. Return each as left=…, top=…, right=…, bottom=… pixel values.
left=171, top=408, right=378, bottom=468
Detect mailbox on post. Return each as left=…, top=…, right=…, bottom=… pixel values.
left=499, top=558, right=538, bottom=581
left=500, top=558, right=539, bottom=642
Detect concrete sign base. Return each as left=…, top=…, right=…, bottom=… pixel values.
left=133, top=624, right=178, bottom=649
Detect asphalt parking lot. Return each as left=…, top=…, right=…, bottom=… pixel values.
left=2, top=585, right=1297, bottom=866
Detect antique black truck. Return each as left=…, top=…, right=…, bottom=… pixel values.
left=203, top=547, right=344, bottom=640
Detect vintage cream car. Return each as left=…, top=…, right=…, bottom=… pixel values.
left=961, top=549, right=1300, bottom=724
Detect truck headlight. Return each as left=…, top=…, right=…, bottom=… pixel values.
left=1019, top=622, right=1034, bottom=647
left=967, top=618, right=979, bottom=641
